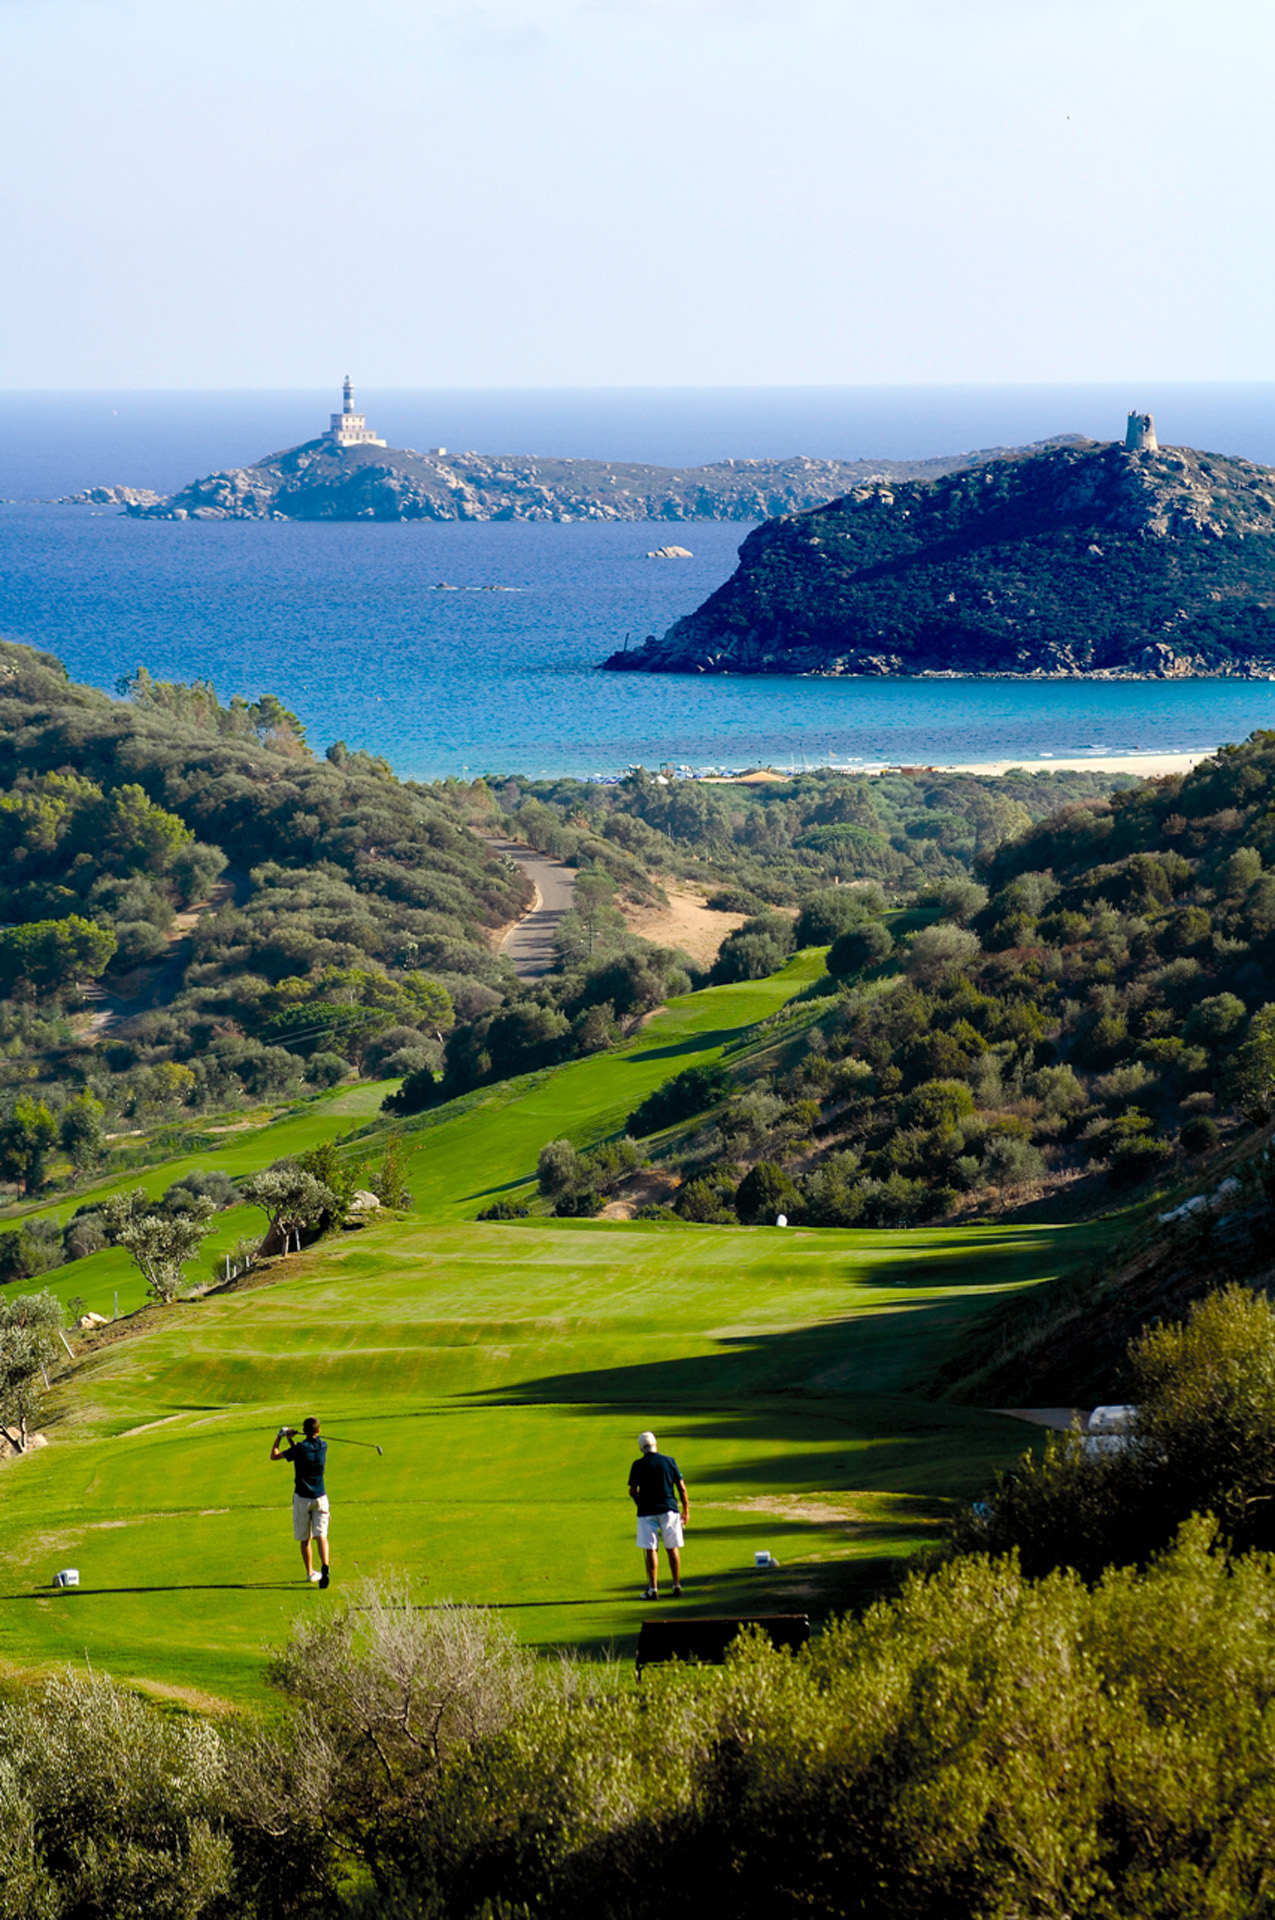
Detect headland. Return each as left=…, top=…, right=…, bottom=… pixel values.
left=121, top=379, right=1085, bottom=525
left=603, top=416, right=1275, bottom=680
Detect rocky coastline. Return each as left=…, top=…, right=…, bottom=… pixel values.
left=602, top=438, right=1275, bottom=680
left=121, top=435, right=1084, bottom=525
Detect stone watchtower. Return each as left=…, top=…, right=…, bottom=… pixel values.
left=1125, top=410, right=1158, bottom=452
left=328, top=376, right=386, bottom=450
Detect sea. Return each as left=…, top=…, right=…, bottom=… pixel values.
left=4, top=383, right=1275, bottom=782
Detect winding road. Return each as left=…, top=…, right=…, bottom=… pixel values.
left=485, top=838, right=577, bottom=980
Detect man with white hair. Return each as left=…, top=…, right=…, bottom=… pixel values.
left=628, top=1429, right=689, bottom=1599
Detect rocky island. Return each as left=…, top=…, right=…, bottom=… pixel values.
left=601, top=418, right=1275, bottom=680
left=125, top=378, right=1082, bottom=526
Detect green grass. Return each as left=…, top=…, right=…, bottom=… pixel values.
left=397, top=951, right=829, bottom=1219
left=0, top=956, right=1101, bottom=1709
left=16, top=953, right=829, bottom=1323
left=0, top=1210, right=1089, bottom=1708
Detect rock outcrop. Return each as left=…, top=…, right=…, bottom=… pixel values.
left=60, top=485, right=166, bottom=508
left=126, top=436, right=1084, bottom=526
left=601, top=439, right=1275, bottom=679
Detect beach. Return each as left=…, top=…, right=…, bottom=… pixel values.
left=930, top=752, right=1214, bottom=779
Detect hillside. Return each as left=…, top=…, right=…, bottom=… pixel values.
left=618, top=729, right=1275, bottom=1246
left=0, top=644, right=529, bottom=1171
left=1, top=954, right=1067, bottom=1705
left=124, top=435, right=1082, bottom=525
left=603, top=437, right=1275, bottom=677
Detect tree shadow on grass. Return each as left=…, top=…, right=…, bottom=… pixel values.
left=625, top=1026, right=750, bottom=1065
left=460, top=1230, right=1068, bottom=1411
left=2, top=1582, right=305, bottom=1600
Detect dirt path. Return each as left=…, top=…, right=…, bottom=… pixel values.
left=483, top=838, right=577, bottom=980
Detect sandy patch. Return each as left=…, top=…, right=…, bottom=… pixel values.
left=701, top=769, right=792, bottom=784
left=620, top=885, right=745, bottom=968
left=930, top=752, right=1212, bottom=779
left=599, top=1168, right=680, bottom=1220
left=0, top=1432, right=47, bottom=1463
left=698, top=1492, right=944, bottom=1532
left=700, top=752, right=1212, bottom=783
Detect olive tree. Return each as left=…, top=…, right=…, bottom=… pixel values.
left=240, top=1165, right=339, bottom=1255
left=0, top=1289, right=64, bottom=1453
left=101, top=1189, right=217, bottom=1303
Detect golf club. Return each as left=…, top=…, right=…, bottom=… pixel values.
left=273, top=1427, right=383, bottom=1456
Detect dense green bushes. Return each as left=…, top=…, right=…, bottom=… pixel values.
left=12, top=1517, right=1275, bottom=1917
left=0, top=642, right=528, bottom=1181
left=955, top=1286, right=1275, bottom=1580
left=501, top=762, right=1134, bottom=906
left=628, top=731, right=1275, bottom=1228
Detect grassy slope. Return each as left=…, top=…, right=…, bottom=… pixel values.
left=0, top=956, right=1094, bottom=1707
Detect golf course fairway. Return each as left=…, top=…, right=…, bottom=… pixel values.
left=0, top=1211, right=1084, bottom=1708
left=0, top=955, right=1093, bottom=1709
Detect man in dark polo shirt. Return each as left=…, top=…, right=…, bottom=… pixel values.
left=270, top=1415, right=331, bottom=1587
left=628, top=1429, right=689, bottom=1599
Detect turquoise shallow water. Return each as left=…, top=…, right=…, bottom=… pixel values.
left=3, top=385, right=1275, bottom=779
left=3, top=502, right=1273, bottom=780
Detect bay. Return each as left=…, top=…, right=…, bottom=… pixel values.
left=3, top=385, right=1275, bottom=780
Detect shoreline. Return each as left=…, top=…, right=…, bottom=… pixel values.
left=911, top=750, right=1213, bottom=779
left=697, top=750, right=1215, bottom=785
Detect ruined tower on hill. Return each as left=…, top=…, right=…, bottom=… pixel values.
left=1125, top=410, right=1159, bottom=452
left=328, top=376, right=386, bottom=450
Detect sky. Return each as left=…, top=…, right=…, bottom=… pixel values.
left=2, top=0, right=1272, bottom=389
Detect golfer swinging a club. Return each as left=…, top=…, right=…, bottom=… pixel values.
left=271, top=1416, right=331, bottom=1587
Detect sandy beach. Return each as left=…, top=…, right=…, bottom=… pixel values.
left=711, top=751, right=1217, bottom=784
left=927, top=751, right=1214, bottom=779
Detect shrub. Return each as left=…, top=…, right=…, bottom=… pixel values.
left=956, top=1286, right=1275, bottom=1579
left=1180, top=1113, right=1220, bottom=1154
left=305, top=1050, right=349, bottom=1089
left=981, top=1133, right=1045, bottom=1191
left=63, top=1211, right=108, bottom=1262
left=793, top=886, right=884, bottom=947
left=537, top=1138, right=580, bottom=1198
left=475, top=1199, right=530, bottom=1221
left=579, top=1136, right=642, bottom=1193
left=382, top=1065, right=436, bottom=1117
left=826, top=919, right=893, bottom=978
left=906, top=923, right=982, bottom=986
left=897, top=1077, right=975, bottom=1131
left=162, top=1169, right=239, bottom=1212
left=734, top=1161, right=801, bottom=1225
left=710, top=914, right=797, bottom=985
left=553, top=1188, right=602, bottom=1218
left=629, top=1064, right=729, bottom=1137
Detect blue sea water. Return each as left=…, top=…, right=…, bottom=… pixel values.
left=3, top=385, right=1275, bottom=780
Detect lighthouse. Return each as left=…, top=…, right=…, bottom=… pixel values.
left=328, top=377, right=386, bottom=449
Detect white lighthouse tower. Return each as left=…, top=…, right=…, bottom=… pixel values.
left=328, top=376, right=386, bottom=449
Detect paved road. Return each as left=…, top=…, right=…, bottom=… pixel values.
left=485, top=837, right=577, bottom=979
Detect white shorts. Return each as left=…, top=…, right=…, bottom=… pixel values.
left=636, top=1510, right=684, bottom=1551
left=293, top=1494, right=330, bottom=1542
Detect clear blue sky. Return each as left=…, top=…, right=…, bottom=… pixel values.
left=2, top=0, right=1271, bottom=388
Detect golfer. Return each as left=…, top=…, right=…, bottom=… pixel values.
left=628, top=1430, right=689, bottom=1599
left=270, top=1416, right=331, bottom=1587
